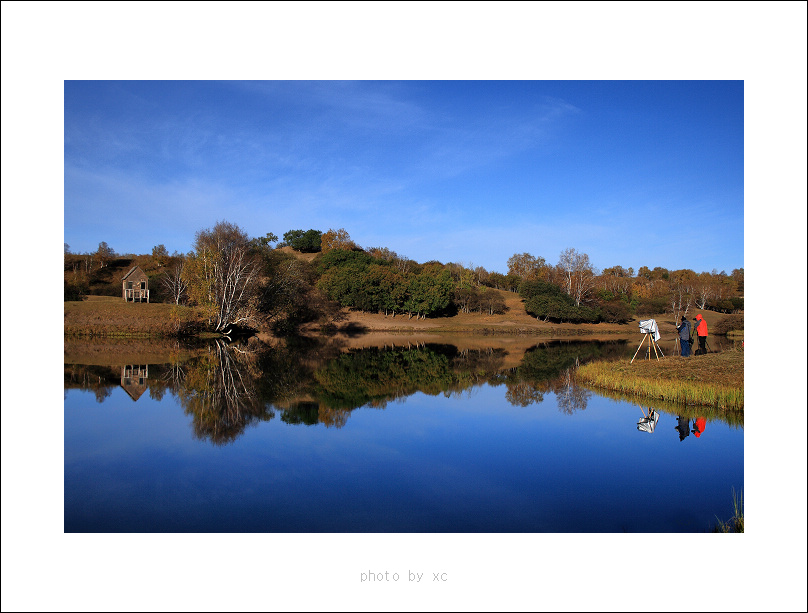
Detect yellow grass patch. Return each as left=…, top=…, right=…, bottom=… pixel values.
left=577, top=349, right=744, bottom=410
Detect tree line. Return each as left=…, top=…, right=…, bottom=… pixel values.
left=64, top=221, right=743, bottom=333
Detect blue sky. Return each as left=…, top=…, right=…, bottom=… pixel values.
left=64, top=79, right=744, bottom=275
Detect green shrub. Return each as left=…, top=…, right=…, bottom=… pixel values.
left=64, top=279, right=87, bottom=301
left=599, top=300, right=631, bottom=323
left=283, top=229, right=322, bottom=253
left=519, top=280, right=599, bottom=323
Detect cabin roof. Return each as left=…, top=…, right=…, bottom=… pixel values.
left=122, top=265, right=146, bottom=281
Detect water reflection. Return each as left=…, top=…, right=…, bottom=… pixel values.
left=64, top=336, right=740, bottom=444
left=637, top=407, right=659, bottom=433
left=121, top=365, right=149, bottom=401
left=692, top=416, right=707, bottom=438
left=64, top=336, right=744, bottom=532
left=174, top=340, right=275, bottom=444
left=675, top=415, right=691, bottom=441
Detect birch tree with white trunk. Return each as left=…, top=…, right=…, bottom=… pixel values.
left=184, top=221, right=262, bottom=333
left=162, top=259, right=189, bottom=305
left=558, top=248, right=597, bottom=307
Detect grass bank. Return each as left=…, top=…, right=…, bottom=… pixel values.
left=576, top=348, right=744, bottom=411
left=64, top=296, right=204, bottom=337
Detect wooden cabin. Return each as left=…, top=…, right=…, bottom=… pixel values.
left=122, top=266, right=150, bottom=302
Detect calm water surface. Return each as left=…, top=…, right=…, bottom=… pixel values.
left=64, top=337, right=743, bottom=532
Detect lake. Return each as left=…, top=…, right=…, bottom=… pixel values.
left=64, top=335, right=743, bottom=532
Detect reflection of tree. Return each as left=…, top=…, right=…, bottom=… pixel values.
left=503, top=341, right=619, bottom=408
left=148, top=386, right=166, bottom=401
left=280, top=402, right=320, bottom=426
left=553, top=369, right=592, bottom=414
left=505, top=381, right=546, bottom=406
left=451, top=347, right=506, bottom=384
left=312, top=346, right=457, bottom=411
left=160, top=362, right=187, bottom=395
left=94, top=387, right=113, bottom=403
left=64, top=364, right=121, bottom=401
left=318, top=406, right=349, bottom=429
left=174, top=340, right=274, bottom=445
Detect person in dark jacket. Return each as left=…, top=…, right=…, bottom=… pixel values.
left=692, top=314, right=708, bottom=355
left=676, top=316, right=692, bottom=356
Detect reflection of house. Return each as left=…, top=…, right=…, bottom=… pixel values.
left=122, top=266, right=150, bottom=302
left=121, top=364, right=149, bottom=401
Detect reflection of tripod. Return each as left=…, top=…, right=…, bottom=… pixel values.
left=631, top=333, right=664, bottom=363
left=637, top=407, right=659, bottom=432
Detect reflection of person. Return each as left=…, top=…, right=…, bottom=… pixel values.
left=692, top=314, right=708, bottom=355
left=692, top=416, right=706, bottom=438
left=676, top=316, right=692, bottom=357
left=675, top=415, right=690, bottom=441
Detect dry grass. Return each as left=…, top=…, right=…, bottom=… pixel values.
left=64, top=296, right=204, bottom=337
left=577, top=348, right=744, bottom=410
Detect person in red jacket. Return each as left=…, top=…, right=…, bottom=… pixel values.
left=692, top=313, right=708, bottom=355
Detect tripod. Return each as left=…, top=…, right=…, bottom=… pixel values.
left=693, top=335, right=711, bottom=355
left=631, top=333, right=665, bottom=363
left=674, top=335, right=694, bottom=356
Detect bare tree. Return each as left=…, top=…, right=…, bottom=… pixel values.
left=693, top=272, right=714, bottom=309
left=162, top=259, right=189, bottom=305
left=558, top=248, right=597, bottom=307
left=668, top=269, right=696, bottom=320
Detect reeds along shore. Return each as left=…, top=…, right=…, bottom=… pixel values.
left=575, top=349, right=744, bottom=411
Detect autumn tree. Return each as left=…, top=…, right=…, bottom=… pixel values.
left=731, top=268, right=744, bottom=294
left=507, top=253, right=549, bottom=282
left=320, top=228, right=355, bottom=253
left=367, top=247, right=414, bottom=274
left=183, top=221, right=262, bottom=333
left=478, top=287, right=506, bottom=315
left=599, top=265, right=634, bottom=298
left=668, top=269, right=697, bottom=321
left=95, top=241, right=116, bottom=269
left=152, top=244, right=169, bottom=267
